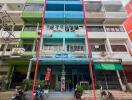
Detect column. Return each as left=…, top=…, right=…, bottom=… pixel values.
left=85, top=37, right=88, bottom=58
left=26, top=60, right=32, bottom=79
left=63, top=38, right=65, bottom=51
left=61, top=65, right=65, bottom=92
left=116, top=70, right=126, bottom=91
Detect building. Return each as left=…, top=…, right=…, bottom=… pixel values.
left=124, top=0, right=132, bottom=41
left=0, top=0, right=132, bottom=92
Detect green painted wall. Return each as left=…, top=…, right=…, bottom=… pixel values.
left=21, top=31, right=38, bottom=38
left=26, top=0, right=44, bottom=4
left=21, top=11, right=42, bottom=18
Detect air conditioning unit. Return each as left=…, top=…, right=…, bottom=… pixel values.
left=11, top=48, right=25, bottom=56
left=100, top=51, right=107, bottom=57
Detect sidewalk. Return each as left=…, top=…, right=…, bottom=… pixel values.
left=0, top=91, right=15, bottom=100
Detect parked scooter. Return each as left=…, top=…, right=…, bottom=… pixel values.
left=11, top=88, right=25, bottom=100
left=33, top=86, right=44, bottom=100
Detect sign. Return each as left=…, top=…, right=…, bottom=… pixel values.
left=54, top=52, right=73, bottom=58
left=61, top=76, right=65, bottom=92
left=45, top=68, right=51, bottom=80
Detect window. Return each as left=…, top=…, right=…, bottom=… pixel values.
left=46, top=25, right=79, bottom=32
left=111, top=45, right=127, bottom=52
left=25, top=4, right=43, bottom=11
left=23, top=44, right=33, bottom=51
left=0, top=44, right=5, bottom=51
left=67, top=44, right=84, bottom=52
left=24, top=26, right=37, bottom=31
left=6, top=44, right=16, bottom=51
left=14, top=25, right=23, bottom=31
left=44, top=45, right=63, bottom=51
left=87, top=26, right=104, bottom=32
left=105, top=26, right=125, bottom=32
left=91, top=44, right=106, bottom=52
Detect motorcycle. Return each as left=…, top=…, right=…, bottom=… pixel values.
left=33, top=88, right=44, bottom=100
left=11, top=89, right=25, bottom=100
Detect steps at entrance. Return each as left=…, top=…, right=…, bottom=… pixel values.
left=110, top=90, right=132, bottom=100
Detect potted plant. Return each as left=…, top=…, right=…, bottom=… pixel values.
left=75, top=85, right=84, bottom=99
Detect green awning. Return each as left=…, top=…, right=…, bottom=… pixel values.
left=94, top=63, right=123, bottom=70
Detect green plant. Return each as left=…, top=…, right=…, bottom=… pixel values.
left=76, top=85, right=84, bottom=94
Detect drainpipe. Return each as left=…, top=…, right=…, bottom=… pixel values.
left=26, top=60, right=32, bottom=79
left=116, top=70, right=126, bottom=91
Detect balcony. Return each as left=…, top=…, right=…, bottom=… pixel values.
left=104, top=12, right=128, bottom=24
left=85, top=12, right=105, bottom=23
left=21, top=11, right=42, bottom=23
left=92, top=52, right=110, bottom=59
left=21, top=31, right=38, bottom=39
left=45, top=11, right=83, bottom=24
left=0, top=31, right=21, bottom=39
left=75, top=30, right=106, bottom=38
left=26, top=0, right=43, bottom=3
left=84, top=0, right=105, bottom=23
left=103, top=0, right=127, bottom=24
left=21, top=3, right=43, bottom=23
left=106, top=32, right=128, bottom=39
left=0, top=0, right=26, bottom=3
left=21, top=26, right=39, bottom=39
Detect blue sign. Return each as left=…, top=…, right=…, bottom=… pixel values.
left=54, top=52, right=73, bottom=58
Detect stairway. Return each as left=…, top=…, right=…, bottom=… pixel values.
left=110, top=90, right=132, bottom=100
left=95, top=71, right=121, bottom=90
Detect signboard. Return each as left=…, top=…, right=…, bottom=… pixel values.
left=54, top=52, right=73, bottom=58
left=61, top=76, right=65, bottom=92
left=45, top=68, right=51, bottom=80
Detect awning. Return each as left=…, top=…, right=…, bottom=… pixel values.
left=94, top=63, right=123, bottom=70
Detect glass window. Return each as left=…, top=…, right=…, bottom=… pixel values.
left=23, top=44, right=33, bottom=51
left=14, top=25, right=23, bottom=31
left=105, top=26, right=125, bottom=32
left=0, top=44, right=5, bottom=51
left=111, top=45, right=127, bottom=52
left=67, top=44, right=84, bottom=52
left=24, top=26, right=37, bottom=31
left=6, top=44, right=16, bottom=51
left=44, top=45, right=63, bottom=51
left=25, top=4, right=43, bottom=11
left=87, top=26, right=104, bottom=32
left=91, top=44, right=106, bottom=52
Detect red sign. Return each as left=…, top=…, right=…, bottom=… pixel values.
left=45, top=68, right=51, bottom=80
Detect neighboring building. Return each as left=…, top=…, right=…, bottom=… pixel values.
left=123, top=0, right=132, bottom=85
left=0, top=0, right=132, bottom=91
left=124, top=0, right=132, bottom=41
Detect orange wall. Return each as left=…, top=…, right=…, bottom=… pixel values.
left=124, top=1, right=132, bottom=41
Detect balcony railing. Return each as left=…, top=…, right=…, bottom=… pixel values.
left=105, top=12, right=128, bottom=19
left=85, top=12, right=105, bottom=19
left=21, top=27, right=39, bottom=38
left=40, top=51, right=87, bottom=58
left=26, top=0, right=44, bottom=3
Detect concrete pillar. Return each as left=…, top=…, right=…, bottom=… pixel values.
left=26, top=60, right=32, bottom=79
left=85, top=37, right=88, bottom=58
left=63, top=38, right=65, bottom=51
left=61, top=65, right=65, bottom=92
left=116, top=70, right=126, bottom=91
